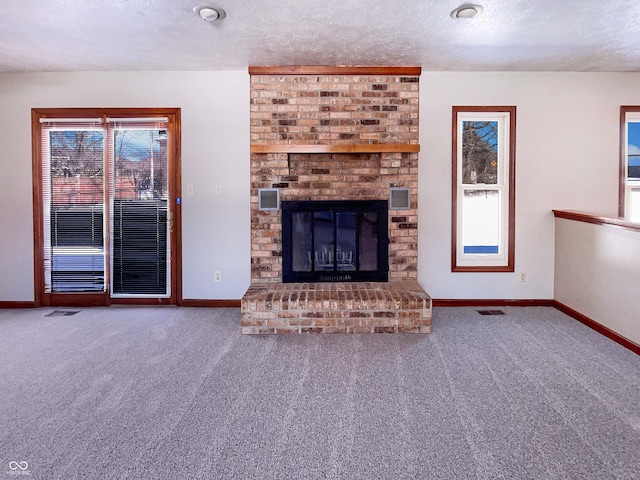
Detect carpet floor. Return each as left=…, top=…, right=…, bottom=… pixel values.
left=0, top=306, right=638, bottom=479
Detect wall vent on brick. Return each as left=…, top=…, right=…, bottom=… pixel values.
left=258, top=188, right=280, bottom=211
left=390, top=187, right=411, bottom=209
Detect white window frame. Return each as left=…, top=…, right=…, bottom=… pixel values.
left=452, top=107, right=516, bottom=272
left=621, top=108, right=640, bottom=222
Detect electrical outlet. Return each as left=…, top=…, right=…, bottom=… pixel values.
left=214, top=271, right=222, bottom=282
left=520, top=272, right=526, bottom=282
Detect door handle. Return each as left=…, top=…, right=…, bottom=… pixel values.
left=169, top=211, right=174, bottom=233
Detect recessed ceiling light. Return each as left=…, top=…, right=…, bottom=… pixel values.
left=450, top=4, right=484, bottom=19
left=193, top=5, right=226, bottom=22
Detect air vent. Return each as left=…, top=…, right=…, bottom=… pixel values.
left=45, top=310, right=80, bottom=317
left=389, top=187, right=410, bottom=209
left=477, top=309, right=505, bottom=316
left=258, top=188, right=280, bottom=211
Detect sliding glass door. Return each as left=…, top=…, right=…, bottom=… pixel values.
left=45, top=125, right=106, bottom=293
left=33, top=109, right=181, bottom=306
left=110, top=124, right=170, bottom=297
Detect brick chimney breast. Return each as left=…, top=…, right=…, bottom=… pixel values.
left=249, top=66, right=420, bottom=283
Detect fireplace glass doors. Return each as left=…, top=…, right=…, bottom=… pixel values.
left=282, top=200, right=388, bottom=282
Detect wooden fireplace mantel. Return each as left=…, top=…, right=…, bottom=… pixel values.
left=248, top=66, right=422, bottom=76
left=250, top=143, right=420, bottom=154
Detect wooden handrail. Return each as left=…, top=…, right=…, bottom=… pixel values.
left=553, top=209, right=640, bottom=233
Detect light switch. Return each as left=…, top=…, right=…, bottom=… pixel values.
left=215, top=184, right=223, bottom=195
left=186, top=184, right=194, bottom=196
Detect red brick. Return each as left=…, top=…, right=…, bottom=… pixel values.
left=289, top=318, right=313, bottom=327
left=323, top=326, right=348, bottom=334
left=398, top=326, right=421, bottom=333
left=348, top=326, right=374, bottom=334
left=276, top=327, right=300, bottom=334
left=266, top=319, right=288, bottom=328
left=374, top=326, right=397, bottom=333
left=240, top=318, right=263, bottom=327
left=313, top=318, right=337, bottom=327
left=300, top=327, right=324, bottom=334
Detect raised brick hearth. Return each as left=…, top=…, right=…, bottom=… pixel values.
left=242, top=66, right=431, bottom=334
left=242, top=282, right=431, bottom=334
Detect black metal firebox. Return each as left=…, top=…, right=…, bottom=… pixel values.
left=282, top=200, right=388, bottom=283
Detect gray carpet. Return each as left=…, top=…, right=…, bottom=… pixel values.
left=0, top=306, right=638, bottom=480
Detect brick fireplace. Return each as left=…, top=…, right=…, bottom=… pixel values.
left=241, top=66, right=431, bottom=334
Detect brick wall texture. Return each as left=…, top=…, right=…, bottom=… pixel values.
left=250, top=74, right=419, bottom=144
left=249, top=72, right=420, bottom=283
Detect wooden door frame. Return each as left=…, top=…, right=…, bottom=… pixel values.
left=32, top=107, right=182, bottom=307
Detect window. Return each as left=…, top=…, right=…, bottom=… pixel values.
left=620, top=107, right=640, bottom=221
left=452, top=106, right=516, bottom=272
left=32, top=108, right=181, bottom=306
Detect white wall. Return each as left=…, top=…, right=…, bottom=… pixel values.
left=3, top=71, right=640, bottom=302
left=555, top=218, right=640, bottom=345
left=419, top=72, right=640, bottom=299
left=0, top=71, right=250, bottom=301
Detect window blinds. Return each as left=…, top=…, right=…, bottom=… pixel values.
left=40, top=118, right=106, bottom=292
left=107, top=118, right=170, bottom=296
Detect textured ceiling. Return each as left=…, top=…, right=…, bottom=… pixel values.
left=1, top=0, right=640, bottom=72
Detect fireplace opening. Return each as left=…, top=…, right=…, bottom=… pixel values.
left=282, top=200, right=388, bottom=283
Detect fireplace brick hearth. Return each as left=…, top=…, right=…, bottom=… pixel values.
left=242, top=282, right=431, bottom=334
left=242, top=66, right=431, bottom=334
